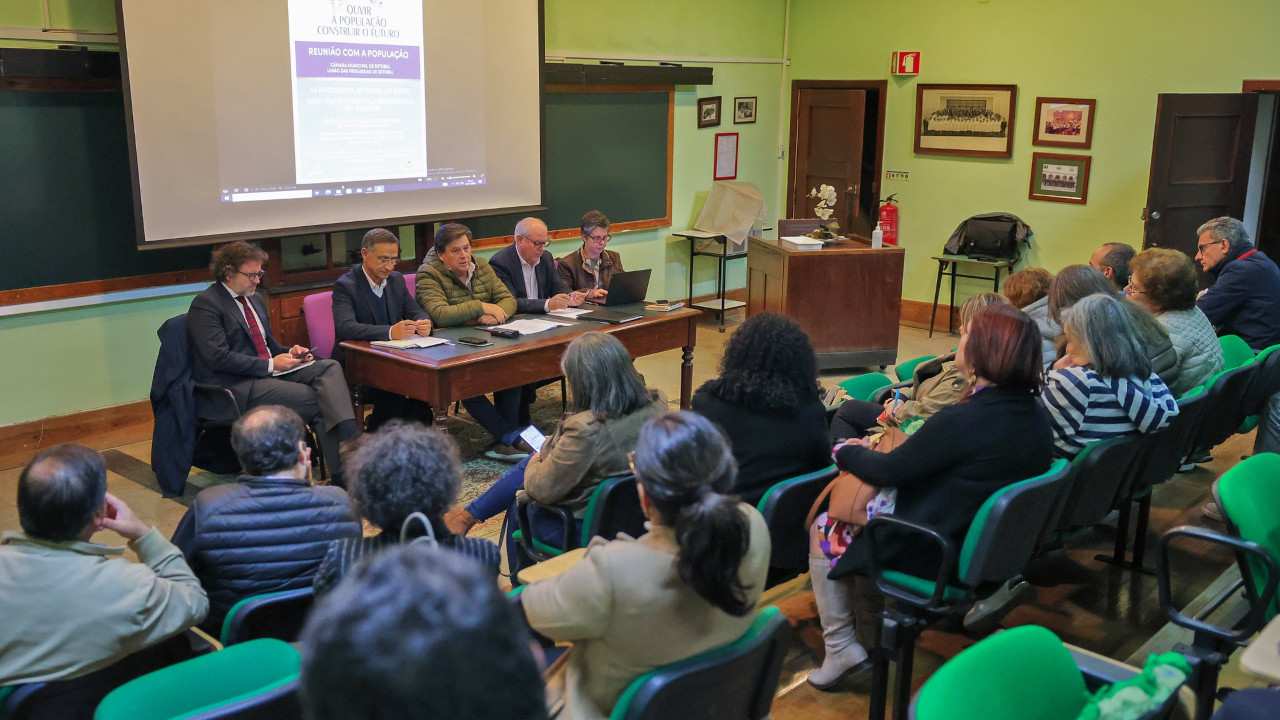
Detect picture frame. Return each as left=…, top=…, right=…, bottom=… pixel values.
left=1033, top=97, right=1096, bottom=149
left=713, top=132, right=738, bottom=180
left=697, top=96, right=722, bottom=128
left=1029, top=152, right=1091, bottom=204
left=914, top=84, right=1018, bottom=159
left=733, top=96, right=757, bottom=124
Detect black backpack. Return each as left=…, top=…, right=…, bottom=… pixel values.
left=945, top=213, right=1032, bottom=264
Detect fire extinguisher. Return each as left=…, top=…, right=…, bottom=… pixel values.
left=878, top=194, right=899, bottom=245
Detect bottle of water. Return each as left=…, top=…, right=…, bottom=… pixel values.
left=871, top=222, right=884, bottom=249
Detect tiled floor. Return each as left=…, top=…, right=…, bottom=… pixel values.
left=2, top=316, right=1262, bottom=717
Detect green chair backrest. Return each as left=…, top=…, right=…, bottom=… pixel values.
left=219, top=586, right=315, bottom=646
left=912, top=625, right=1086, bottom=720
left=1219, top=334, right=1256, bottom=370
left=580, top=475, right=643, bottom=547
left=94, top=639, right=300, bottom=720
left=609, top=606, right=784, bottom=720
left=1215, top=452, right=1280, bottom=621
left=958, top=458, right=1071, bottom=586
left=838, top=372, right=893, bottom=402
left=755, top=464, right=839, bottom=514
left=895, top=355, right=937, bottom=383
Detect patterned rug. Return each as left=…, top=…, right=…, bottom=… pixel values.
left=105, top=386, right=570, bottom=541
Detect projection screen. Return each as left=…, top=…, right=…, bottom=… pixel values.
left=117, top=0, right=543, bottom=247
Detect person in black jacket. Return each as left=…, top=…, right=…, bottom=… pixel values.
left=691, top=313, right=831, bottom=506
left=805, top=304, right=1053, bottom=691
left=332, top=228, right=435, bottom=430
left=171, top=405, right=361, bottom=634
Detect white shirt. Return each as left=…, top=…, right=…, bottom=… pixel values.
left=519, top=255, right=550, bottom=312
left=222, top=283, right=275, bottom=372
left=362, top=267, right=387, bottom=298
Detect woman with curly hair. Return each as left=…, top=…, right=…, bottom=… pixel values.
left=313, top=421, right=499, bottom=594
left=691, top=312, right=831, bottom=505
left=1127, top=248, right=1223, bottom=396
left=1003, top=267, right=1057, bottom=369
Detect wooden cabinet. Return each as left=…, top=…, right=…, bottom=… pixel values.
left=747, top=236, right=905, bottom=369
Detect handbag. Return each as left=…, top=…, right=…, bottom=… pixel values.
left=804, top=427, right=908, bottom=529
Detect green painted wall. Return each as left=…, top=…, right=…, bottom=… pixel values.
left=786, top=0, right=1280, bottom=305
left=0, top=0, right=786, bottom=426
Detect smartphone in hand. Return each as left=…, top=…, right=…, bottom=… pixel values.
left=519, top=425, right=547, bottom=453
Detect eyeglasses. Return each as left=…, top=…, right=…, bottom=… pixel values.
left=1124, top=284, right=1146, bottom=296
left=1196, top=240, right=1223, bottom=254
left=236, top=270, right=267, bottom=280
left=586, top=233, right=611, bottom=243
left=519, top=236, right=549, bottom=250
left=627, top=450, right=638, bottom=477
left=373, top=255, right=399, bottom=265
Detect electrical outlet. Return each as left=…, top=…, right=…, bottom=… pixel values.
left=885, top=170, right=910, bottom=181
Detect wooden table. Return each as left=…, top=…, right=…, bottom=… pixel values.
left=341, top=305, right=702, bottom=429
left=746, top=236, right=905, bottom=369
left=929, top=254, right=1013, bottom=337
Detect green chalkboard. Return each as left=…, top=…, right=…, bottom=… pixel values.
left=0, top=91, right=210, bottom=292
left=467, top=89, right=671, bottom=240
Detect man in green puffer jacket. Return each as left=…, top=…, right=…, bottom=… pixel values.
left=416, top=224, right=531, bottom=461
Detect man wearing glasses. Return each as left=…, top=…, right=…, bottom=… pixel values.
left=1194, top=216, right=1280, bottom=352
left=490, top=217, right=583, bottom=314
left=188, top=241, right=360, bottom=485
left=332, top=228, right=435, bottom=430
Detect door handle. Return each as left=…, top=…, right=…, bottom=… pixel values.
left=1149, top=210, right=1161, bottom=220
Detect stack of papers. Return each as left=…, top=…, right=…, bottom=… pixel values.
left=371, top=336, right=449, bottom=350
left=490, top=318, right=566, bottom=335
left=780, top=236, right=825, bottom=251
left=548, top=308, right=593, bottom=319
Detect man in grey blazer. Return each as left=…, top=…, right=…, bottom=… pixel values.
left=332, top=228, right=434, bottom=429
left=187, top=241, right=359, bottom=485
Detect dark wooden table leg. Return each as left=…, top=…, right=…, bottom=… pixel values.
left=948, top=261, right=959, bottom=335
left=929, top=260, right=945, bottom=338
left=350, top=385, right=365, bottom=432
left=680, top=345, right=694, bottom=408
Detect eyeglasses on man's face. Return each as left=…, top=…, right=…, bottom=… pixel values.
left=1195, top=239, right=1224, bottom=255
left=236, top=270, right=267, bottom=280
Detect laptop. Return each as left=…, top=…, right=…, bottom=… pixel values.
left=599, top=269, right=651, bottom=306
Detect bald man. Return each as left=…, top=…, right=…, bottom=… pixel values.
left=1089, top=242, right=1135, bottom=292
left=489, top=217, right=584, bottom=314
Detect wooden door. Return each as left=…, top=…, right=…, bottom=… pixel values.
left=1143, top=93, right=1258, bottom=284
left=789, top=88, right=866, bottom=234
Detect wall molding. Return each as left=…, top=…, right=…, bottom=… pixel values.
left=899, top=298, right=955, bottom=335
left=0, top=401, right=153, bottom=471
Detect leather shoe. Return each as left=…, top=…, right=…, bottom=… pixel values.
left=1202, top=501, right=1225, bottom=522
left=485, top=442, right=531, bottom=462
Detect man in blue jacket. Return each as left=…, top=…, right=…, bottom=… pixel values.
left=1195, top=216, right=1280, bottom=351
left=332, top=228, right=434, bottom=429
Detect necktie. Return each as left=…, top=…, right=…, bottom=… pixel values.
left=235, top=296, right=271, bottom=360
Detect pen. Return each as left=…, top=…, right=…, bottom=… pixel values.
left=893, top=387, right=901, bottom=408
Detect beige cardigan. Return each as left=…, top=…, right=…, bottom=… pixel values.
left=521, top=504, right=771, bottom=720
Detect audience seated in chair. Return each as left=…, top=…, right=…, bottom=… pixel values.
left=444, top=332, right=667, bottom=570
left=171, top=405, right=361, bottom=634
left=690, top=313, right=832, bottom=506
left=1049, top=264, right=1182, bottom=391
left=332, top=227, right=435, bottom=430
left=829, top=294, right=1007, bottom=443
left=0, top=444, right=207, bottom=685
left=520, top=411, right=771, bottom=720
left=300, top=546, right=547, bottom=720
left=313, top=420, right=499, bottom=594
left=1041, top=293, right=1179, bottom=459
left=807, top=304, right=1054, bottom=691
left=1088, top=242, right=1135, bottom=292
left=1003, top=268, right=1058, bottom=370
left=1127, top=248, right=1224, bottom=397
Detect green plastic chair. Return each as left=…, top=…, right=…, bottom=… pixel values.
left=1215, top=453, right=1280, bottom=622
left=608, top=606, right=790, bottom=720
left=1219, top=334, right=1255, bottom=370
left=838, top=372, right=894, bottom=402
left=755, top=464, right=839, bottom=584
left=912, top=626, right=1087, bottom=720
left=219, top=587, right=315, bottom=647
left=1238, top=344, right=1280, bottom=434
left=893, top=355, right=937, bottom=384
left=94, top=638, right=300, bottom=720
left=513, top=475, right=643, bottom=567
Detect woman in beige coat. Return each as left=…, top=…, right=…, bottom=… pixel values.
left=521, top=411, right=771, bottom=720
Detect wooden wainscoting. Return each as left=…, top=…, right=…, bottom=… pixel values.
left=899, top=298, right=955, bottom=335
left=0, top=401, right=154, bottom=471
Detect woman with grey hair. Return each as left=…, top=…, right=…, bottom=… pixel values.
left=1040, top=293, right=1179, bottom=458
left=444, top=332, right=667, bottom=562
left=313, top=421, right=499, bottom=594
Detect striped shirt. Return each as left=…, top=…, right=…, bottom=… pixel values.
left=313, top=531, right=500, bottom=595
left=1040, top=366, right=1179, bottom=458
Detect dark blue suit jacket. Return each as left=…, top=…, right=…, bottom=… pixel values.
left=187, top=284, right=286, bottom=407
left=331, top=265, right=428, bottom=364
left=489, top=244, right=570, bottom=314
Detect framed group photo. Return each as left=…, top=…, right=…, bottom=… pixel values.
left=1029, top=152, right=1091, bottom=204
left=1033, top=97, right=1096, bottom=149
left=697, top=96, right=722, bottom=128
left=914, top=83, right=1017, bottom=158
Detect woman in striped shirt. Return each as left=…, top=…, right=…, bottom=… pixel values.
left=1041, top=293, right=1179, bottom=458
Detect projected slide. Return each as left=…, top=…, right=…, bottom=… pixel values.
left=288, top=0, right=427, bottom=185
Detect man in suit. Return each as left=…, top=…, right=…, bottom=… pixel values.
left=489, top=217, right=586, bottom=458
left=187, top=241, right=359, bottom=485
left=333, top=228, right=434, bottom=429
left=489, top=217, right=584, bottom=315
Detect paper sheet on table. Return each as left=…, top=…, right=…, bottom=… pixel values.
left=547, top=308, right=593, bottom=319
left=491, top=318, right=564, bottom=334
left=370, top=336, right=449, bottom=350
left=272, top=360, right=314, bottom=377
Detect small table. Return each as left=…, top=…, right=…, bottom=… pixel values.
left=341, top=305, right=702, bottom=430
left=677, top=232, right=747, bottom=333
left=929, top=254, right=1013, bottom=337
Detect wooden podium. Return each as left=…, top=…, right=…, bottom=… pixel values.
left=747, top=235, right=905, bottom=369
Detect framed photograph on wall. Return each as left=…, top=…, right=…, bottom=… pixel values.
left=1033, top=97, right=1096, bottom=149
left=698, top=96, right=722, bottom=128
left=733, top=96, right=757, bottom=124
left=914, top=83, right=1017, bottom=158
left=1029, top=152, right=1091, bottom=204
